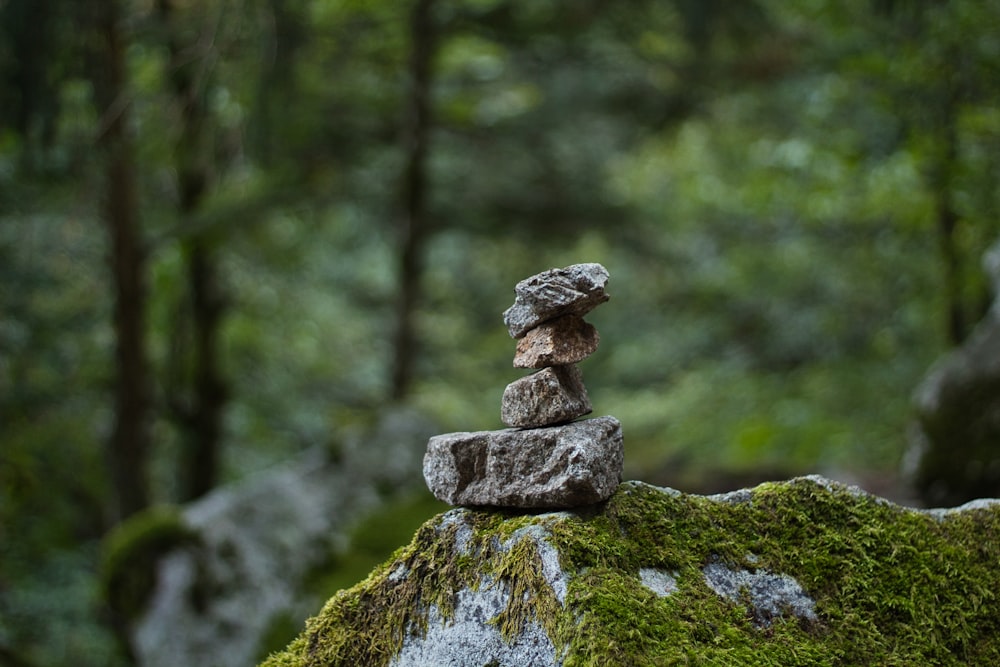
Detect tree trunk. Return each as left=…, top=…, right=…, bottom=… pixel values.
left=159, top=0, right=227, bottom=501
left=931, top=85, right=968, bottom=346
left=178, top=240, right=226, bottom=500
left=390, top=0, right=436, bottom=401
left=93, top=0, right=151, bottom=524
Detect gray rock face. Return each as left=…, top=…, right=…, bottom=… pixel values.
left=702, top=560, right=818, bottom=629
left=513, top=315, right=600, bottom=368
left=389, top=517, right=566, bottom=667
left=389, top=582, right=558, bottom=667
left=639, top=568, right=679, bottom=598
left=423, top=416, right=624, bottom=508
left=501, top=365, right=592, bottom=428
left=503, top=263, right=610, bottom=339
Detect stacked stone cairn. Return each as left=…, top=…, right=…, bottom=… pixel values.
left=423, top=263, right=624, bottom=509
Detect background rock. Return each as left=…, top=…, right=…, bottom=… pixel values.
left=262, top=476, right=1000, bottom=667
left=423, top=416, right=623, bottom=508
left=907, top=239, right=1000, bottom=505
left=129, top=408, right=437, bottom=667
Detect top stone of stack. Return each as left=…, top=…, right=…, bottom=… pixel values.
left=502, top=263, right=610, bottom=339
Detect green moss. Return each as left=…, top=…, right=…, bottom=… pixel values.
left=101, top=505, right=198, bottom=623
left=260, top=478, right=1000, bottom=667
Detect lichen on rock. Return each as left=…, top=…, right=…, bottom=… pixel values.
left=261, top=476, right=1000, bottom=667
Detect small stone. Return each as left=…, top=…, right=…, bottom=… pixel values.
left=501, top=365, right=592, bottom=428
left=514, top=315, right=600, bottom=369
left=503, top=263, right=610, bottom=339
left=422, top=416, right=624, bottom=508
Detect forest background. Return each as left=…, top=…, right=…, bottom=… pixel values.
left=2, top=0, right=999, bottom=665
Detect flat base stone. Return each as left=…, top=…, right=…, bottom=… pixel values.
left=423, top=416, right=624, bottom=508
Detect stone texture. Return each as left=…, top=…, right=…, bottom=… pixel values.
left=501, top=365, right=592, bottom=428
left=423, top=415, right=623, bottom=508
left=503, top=263, right=610, bottom=339
left=702, top=560, right=817, bottom=629
left=513, top=314, right=600, bottom=368
left=389, top=523, right=564, bottom=667
left=389, top=580, right=557, bottom=667
left=639, top=568, right=679, bottom=598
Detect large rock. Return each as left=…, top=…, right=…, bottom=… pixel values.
left=513, top=314, right=600, bottom=368
left=503, top=263, right=610, bottom=339
left=423, top=416, right=623, bottom=508
left=500, top=365, right=592, bottom=428
left=261, top=477, right=1000, bottom=667
left=123, top=408, right=436, bottom=667
left=908, top=240, right=1000, bottom=505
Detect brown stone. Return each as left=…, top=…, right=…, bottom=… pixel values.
left=501, top=365, right=592, bottom=428
left=514, top=315, right=600, bottom=369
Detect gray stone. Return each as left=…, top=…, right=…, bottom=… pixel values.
left=501, top=365, right=592, bottom=428
left=389, top=517, right=567, bottom=667
left=423, top=416, right=624, bottom=508
left=639, top=568, right=679, bottom=598
left=702, top=560, right=818, bottom=629
left=513, top=315, right=600, bottom=368
left=389, top=578, right=558, bottom=667
left=503, top=263, right=610, bottom=339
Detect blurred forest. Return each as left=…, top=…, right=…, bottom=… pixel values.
left=2, top=0, right=999, bottom=664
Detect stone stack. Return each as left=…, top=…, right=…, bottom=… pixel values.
left=423, top=263, right=624, bottom=509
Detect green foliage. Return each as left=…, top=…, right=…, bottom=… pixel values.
left=3, top=0, right=1000, bottom=663
left=261, top=479, right=1000, bottom=666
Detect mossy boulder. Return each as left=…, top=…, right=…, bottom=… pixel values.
left=127, top=408, right=438, bottom=667
left=261, top=476, right=1000, bottom=666
left=909, top=239, right=1000, bottom=505
left=101, top=505, right=198, bottom=624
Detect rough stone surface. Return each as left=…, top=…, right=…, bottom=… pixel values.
left=262, top=477, right=1000, bottom=667
left=513, top=315, right=600, bottom=368
left=423, top=416, right=623, bottom=508
left=503, top=263, right=610, bottom=338
left=501, top=365, right=592, bottom=428
left=702, top=560, right=818, bottom=628
left=639, top=568, right=679, bottom=598
left=388, top=579, right=557, bottom=667
left=389, top=518, right=565, bottom=667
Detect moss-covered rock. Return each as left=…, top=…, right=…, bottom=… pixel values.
left=101, top=505, right=198, bottom=625
left=261, top=476, right=1000, bottom=667
left=126, top=408, right=439, bottom=667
